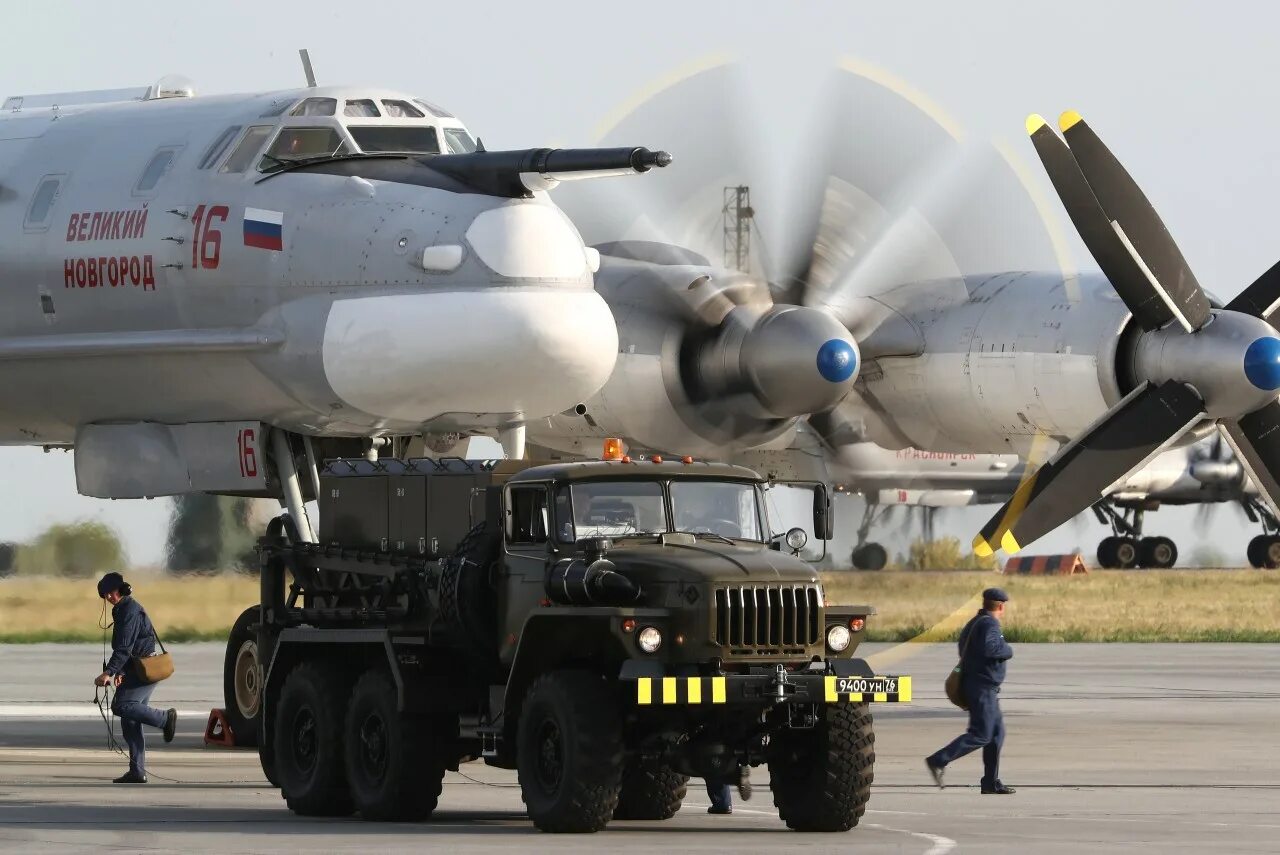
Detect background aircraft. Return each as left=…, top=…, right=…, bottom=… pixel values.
left=828, top=435, right=1280, bottom=569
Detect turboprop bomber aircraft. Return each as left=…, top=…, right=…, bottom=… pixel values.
left=0, top=76, right=670, bottom=532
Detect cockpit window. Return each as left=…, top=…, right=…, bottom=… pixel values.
left=221, top=125, right=273, bottom=173
left=134, top=147, right=181, bottom=195
left=198, top=125, right=242, bottom=169
left=291, top=97, right=336, bottom=117
left=260, top=127, right=350, bottom=170
left=348, top=126, right=440, bottom=154
left=414, top=98, right=455, bottom=119
left=381, top=99, right=424, bottom=118
left=344, top=99, right=379, bottom=118
left=443, top=128, right=478, bottom=154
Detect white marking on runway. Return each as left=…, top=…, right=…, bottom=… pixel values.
left=865, top=823, right=958, bottom=854
left=0, top=704, right=206, bottom=719
left=687, top=802, right=958, bottom=853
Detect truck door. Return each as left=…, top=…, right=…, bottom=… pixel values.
left=499, top=483, right=552, bottom=664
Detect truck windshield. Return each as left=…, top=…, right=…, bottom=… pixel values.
left=670, top=481, right=763, bottom=541
left=565, top=481, right=666, bottom=539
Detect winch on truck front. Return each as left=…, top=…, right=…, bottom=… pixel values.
left=221, top=455, right=910, bottom=833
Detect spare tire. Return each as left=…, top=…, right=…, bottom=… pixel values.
left=438, top=523, right=500, bottom=658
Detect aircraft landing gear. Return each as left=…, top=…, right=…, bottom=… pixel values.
left=851, top=542, right=888, bottom=571
left=1241, top=498, right=1280, bottom=568
left=1092, top=502, right=1176, bottom=569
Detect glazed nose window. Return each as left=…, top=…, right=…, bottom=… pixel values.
left=259, top=127, right=350, bottom=170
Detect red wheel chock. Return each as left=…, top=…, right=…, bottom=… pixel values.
left=203, top=708, right=236, bottom=747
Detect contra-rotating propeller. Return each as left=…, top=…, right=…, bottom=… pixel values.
left=556, top=61, right=1061, bottom=453
left=974, top=111, right=1280, bottom=555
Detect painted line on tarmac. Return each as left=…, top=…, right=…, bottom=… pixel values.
left=0, top=704, right=208, bottom=719
left=686, top=802, right=958, bottom=853
left=865, top=823, right=958, bottom=854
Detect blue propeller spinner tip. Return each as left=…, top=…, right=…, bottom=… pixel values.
left=817, top=339, right=857, bottom=384
left=1244, top=336, right=1280, bottom=391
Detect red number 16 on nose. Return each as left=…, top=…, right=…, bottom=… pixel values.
left=191, top=204, right=228, bottom=270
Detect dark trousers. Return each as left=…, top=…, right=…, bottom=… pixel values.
left=706, top=779, right=732, bottom=811
left=927, top=683, right=1004, bottom=786
left=111, top=677, right=166, bottom=775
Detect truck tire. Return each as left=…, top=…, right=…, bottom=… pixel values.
left=344, top=670, right=451, bottom=821
left=439, top=522, right=499, bottom=657
left=612, top=760, right=687, bottom=820
left=517, top=670, right=624, bottom=833
left=769, top=702, right=875, bottom=832
left=223, top=606, right=262, bottom=747
left=274, top=662, right=353, bottom=817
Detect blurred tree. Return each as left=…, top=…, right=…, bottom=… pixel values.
left=16, top=521, right=127, bottom=578
left=900, top=536, right=999, bottom=571
left=166, top=495, right=260, bottom=573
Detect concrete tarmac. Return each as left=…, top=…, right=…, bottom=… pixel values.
left=1, top=642, right=1278, bottom=853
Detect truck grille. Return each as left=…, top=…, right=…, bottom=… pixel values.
left=712, top=585, right=822, bottom=650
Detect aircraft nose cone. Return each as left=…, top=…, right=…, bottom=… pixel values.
left=742, top=307, right=859, bottom=417
left=1244, top=336, right=1280, bottom=391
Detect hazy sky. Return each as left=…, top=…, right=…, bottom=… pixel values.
left=3, top=1, right=1276, bottom=565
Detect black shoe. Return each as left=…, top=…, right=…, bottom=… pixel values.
left=981, top=781, right=1016, bottom=794
left=926, top=759, right=945, bottom=789
left=163, top=708, right=177, bottom=744
left=113, top=771, right=147, bottom=784
left=736, top=766, right=753, bottom=802
left=707, top=805, right=732, bottom=815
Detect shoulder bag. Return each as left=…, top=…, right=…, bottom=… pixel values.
left=133, top=611, right=175, bottom=684
left=944, top=618, right=979, bottom=710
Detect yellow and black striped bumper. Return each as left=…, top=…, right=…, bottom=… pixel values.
left=632, top=674, right=911, bottom=706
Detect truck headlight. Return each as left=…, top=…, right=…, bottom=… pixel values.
left=637, top=626, right=663, bottom=654
left=826, top=624, right=851, bottom=652
left=785, top=527, right=808, bottom=551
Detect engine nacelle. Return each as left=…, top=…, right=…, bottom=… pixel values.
left=856, top=272, right=1131, bottom=456
left=527, top=252, right=855, bottom=457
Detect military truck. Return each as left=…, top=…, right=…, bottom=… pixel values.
left=224, top=455, right=909, bottom=833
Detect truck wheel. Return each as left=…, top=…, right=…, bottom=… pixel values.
left=517, top=671, right=624, bottom=833
left=769, top=702, right=875, bottom=832
left=612, top=759, right=688, bottom=820
left=344, top=670, right=451, bottom=821
left=223, top=606, right=262, bottom=747
left=274, top=662, right=352, bottom=816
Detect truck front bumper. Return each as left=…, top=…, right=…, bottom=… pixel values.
left=628, top=672, right=911, bottom=706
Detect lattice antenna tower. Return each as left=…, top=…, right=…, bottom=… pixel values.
left=722, top=185, right=753, bottom=273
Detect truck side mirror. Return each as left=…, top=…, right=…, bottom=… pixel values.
left=813, top=484, right=834, bottom=541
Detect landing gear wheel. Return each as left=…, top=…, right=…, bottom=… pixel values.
left=1139, top=537, right=1177, bottom=569
left=769, top=701, right=875, bottom=831
left=1097, top=537, right=1117, bottom=569
left=223, top=606, right=262, bottom=747
left=1264, top=536, right=1280, bottom=569
left=1248, top=535, right=1268, bottom=568
left=1113, top=538, right=1139, bottom=569
left=274, top=662, right=352, bottom=817
left=851, top=543, right=888, bottom=571
left=517, top=670, right=624, bottom=833
left=344, top=670, right=453, bottom=821
left=612, top=759, right=688, bottom=820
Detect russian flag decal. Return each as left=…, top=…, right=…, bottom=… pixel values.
left=243, top=208, right=284, bottom=251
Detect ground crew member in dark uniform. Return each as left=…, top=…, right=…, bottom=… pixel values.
left=93, top=572, right=177, bottom=784
left=925, top=587, right=1015, bottom=794
left=706, top=767, right=752, bottom=815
